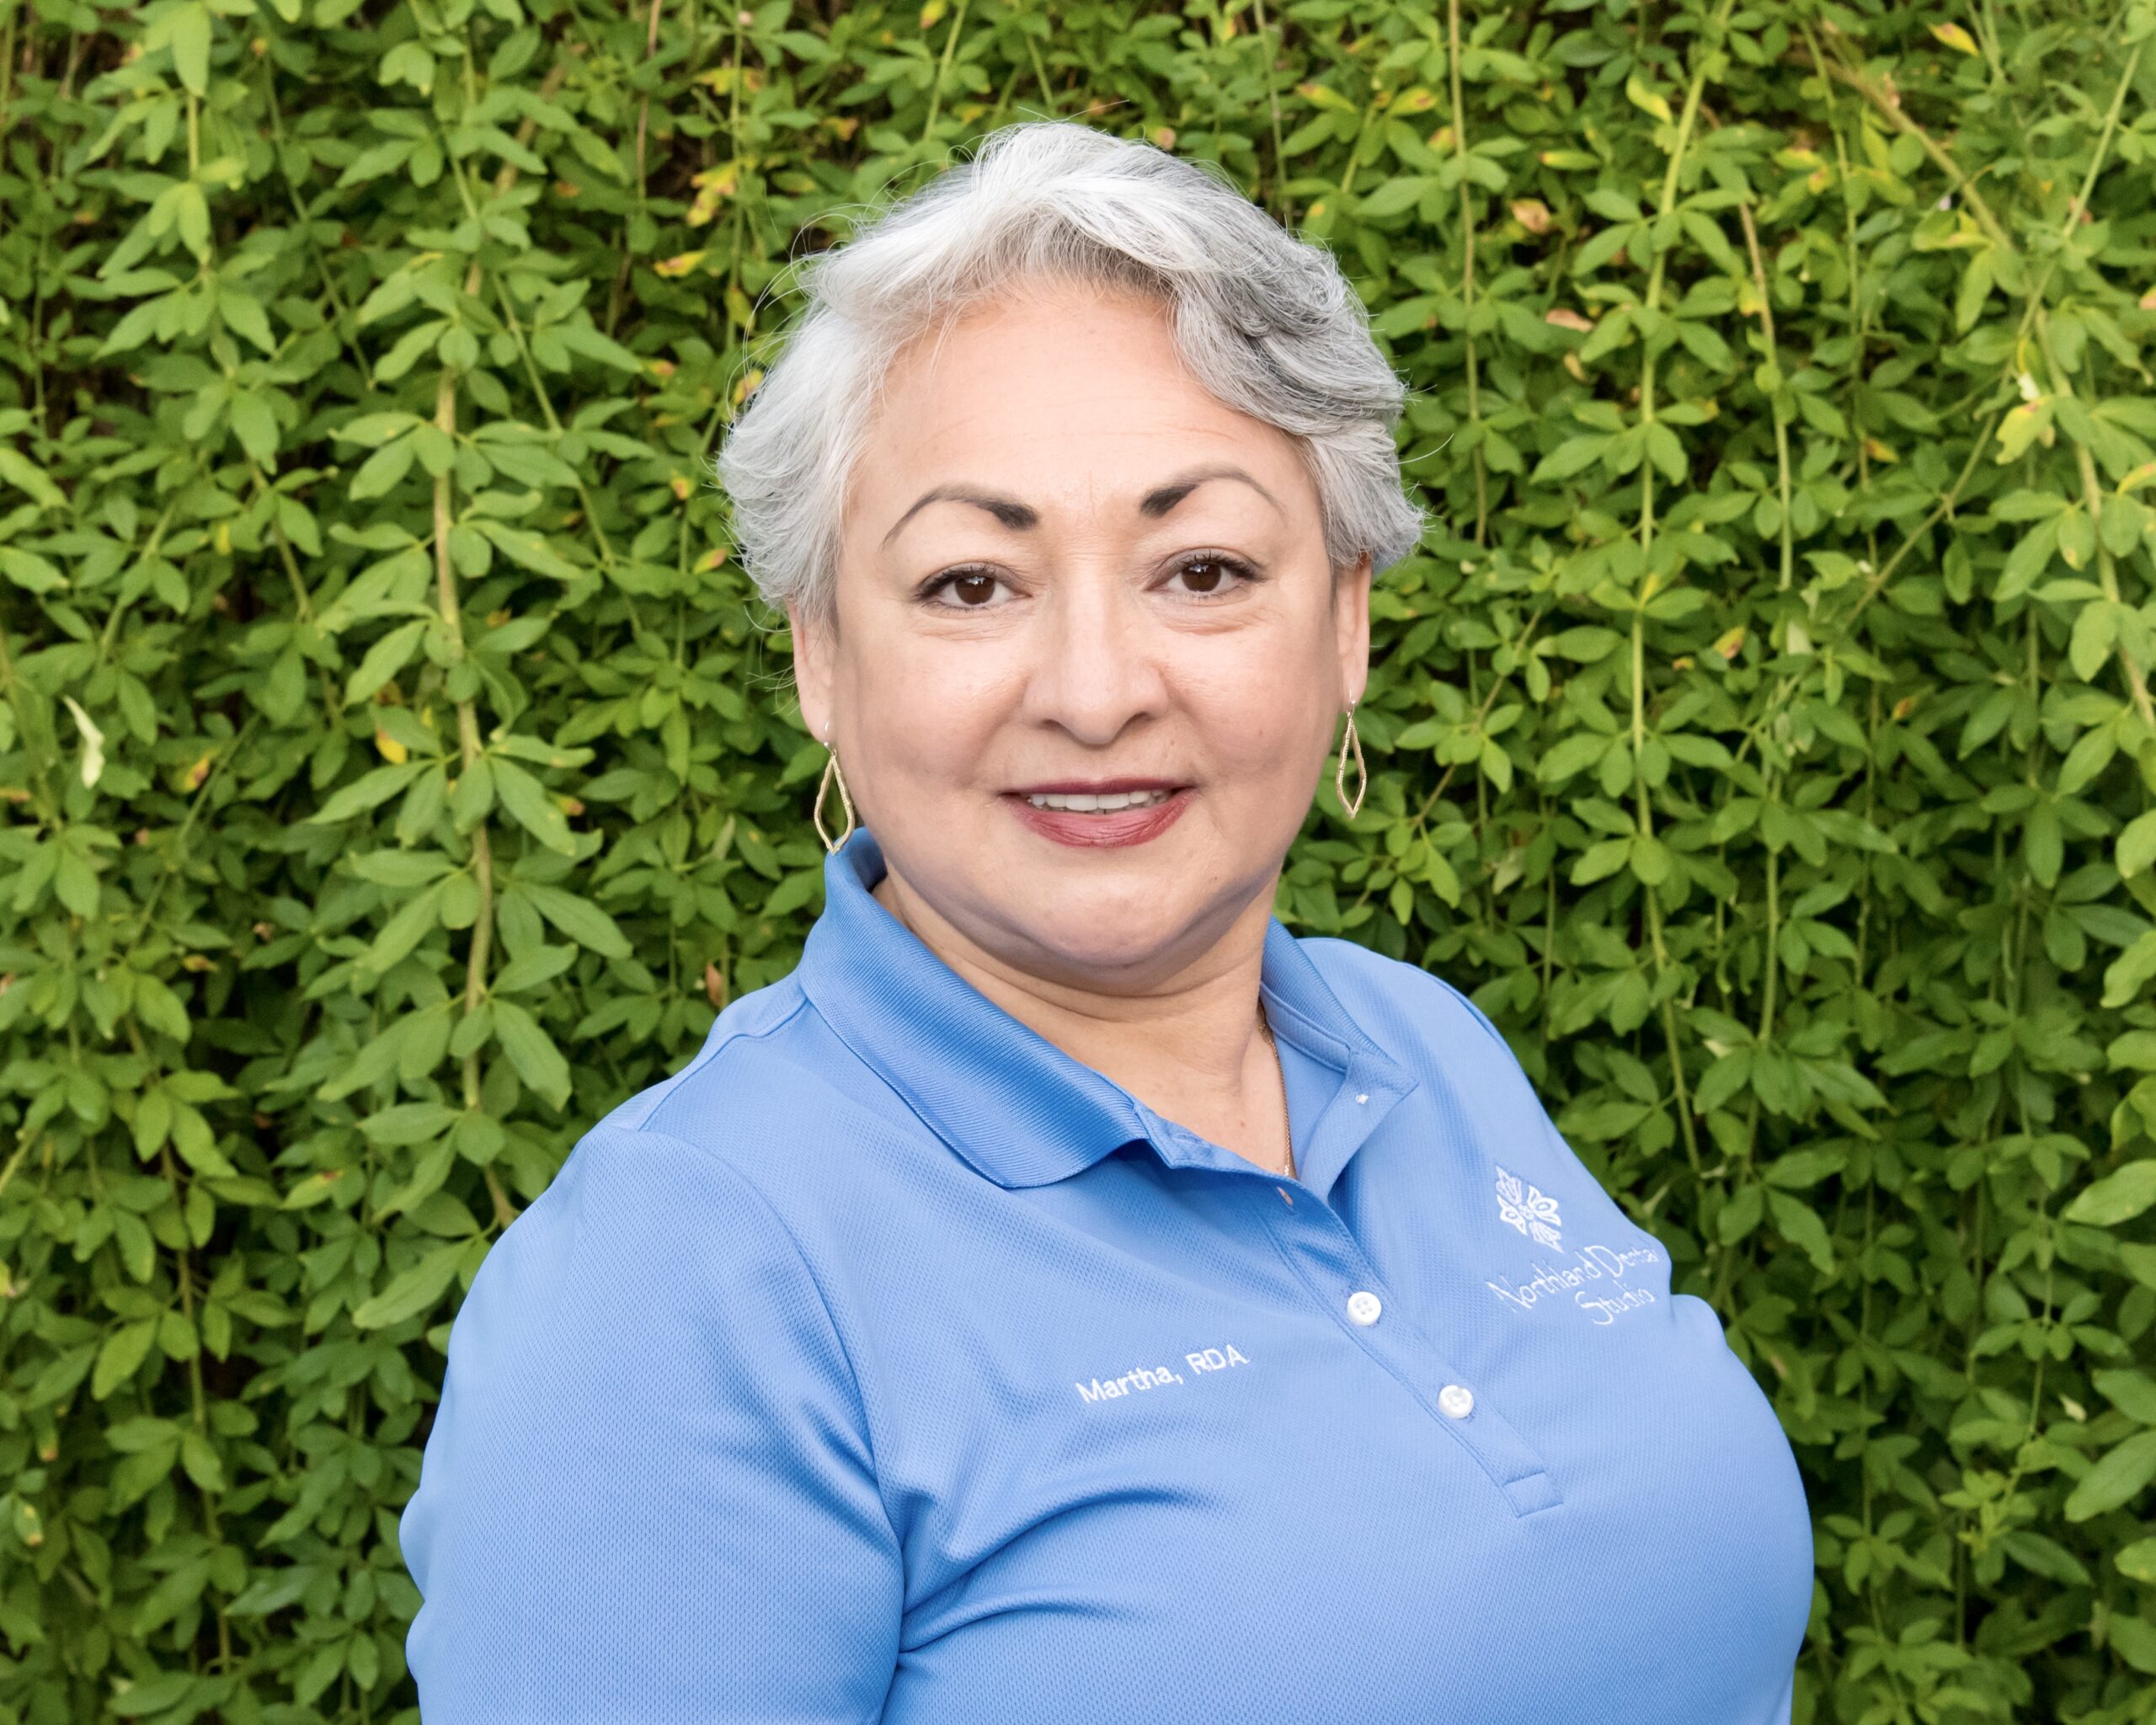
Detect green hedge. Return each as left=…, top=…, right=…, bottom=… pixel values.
left=3, top=0, right=2156, bottom=1717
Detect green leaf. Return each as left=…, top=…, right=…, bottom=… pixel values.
left=92, top=1319, right=159, bottom=1401
left=350, top=435, right=418, bottom=500
left=0, top=546, right=67, bottom=592
left=520, top=883, right=632, bottom=957
left=228, top=392, right=280, bottom=464
left=168, top=2, right=211, bottom=94
left=0, top=447, right=67, bottom=510
left=1358, top=175, right=1436, bottom=217
left=492, top=999, right=571, bottom=1108
left=1763, top=1148, right=1846, bottom=1191
left=344, top=618, right=430, bottom=706
left=350, top=1242, right=467, bottom=1329
left=551, top=321, right=646, bottom=375
left=311, top=761, right=425, bottom=824
left=2065, top=1429, right=2156, bottom=1521
left=1645, top=422, right=1686, bottom=485
left=1570, top=837, right=1630, bottom=884
left=491, top=757, right=576, bottom=853
left=2095, top=1370, right=2156, bottom=1425
left=1766, top=1190, right=1836, bottom=1276
left=1530, top=436, right=1610, bottom=483
left=1537, top=732, right=1609, bottom=782
left=2063, top=1159, right=2156, bottom=1227
left=473, top=520, right=580, bottom=579
left=358, top=881, right=447, bottom=975
left=2117, top=809, right=2156, bottom=878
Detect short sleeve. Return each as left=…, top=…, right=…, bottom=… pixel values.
left=398, top=1125, right=904, bottom=1723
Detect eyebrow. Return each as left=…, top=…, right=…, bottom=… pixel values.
left=879, top=462, right=1283, bottom=548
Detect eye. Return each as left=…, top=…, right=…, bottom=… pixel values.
left=1161, top=551, right=1259, bottom=596
left=919, top=567, right=1014, bottom=609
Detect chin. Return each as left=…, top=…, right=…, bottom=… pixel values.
left=1006, top=868, right=1246, bottom=980
left=1014, top=906, right=1203, bottom=984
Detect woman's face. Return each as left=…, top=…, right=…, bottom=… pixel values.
left=790, top=279, right=1370, bottom=993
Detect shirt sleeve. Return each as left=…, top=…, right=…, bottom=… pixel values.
left=397, top=1123, right=905, bottom=1723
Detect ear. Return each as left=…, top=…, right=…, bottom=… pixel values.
left=1332, top=549, right=1373, bottom=708
left=787, top=601, right=835, bottom=745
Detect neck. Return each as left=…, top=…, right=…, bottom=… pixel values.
left=868, top=864, right=1288, bottom=1167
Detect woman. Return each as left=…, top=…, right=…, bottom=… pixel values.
left=398, top=120, right=1812, bottom=1722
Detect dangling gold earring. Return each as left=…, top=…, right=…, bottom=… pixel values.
left=814, top=744, right=856, bottom=852
left=1334, top=701, right=1367, bottom=819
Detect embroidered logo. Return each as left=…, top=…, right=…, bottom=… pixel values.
left=1494, top=1164, right=1562, bottom=1249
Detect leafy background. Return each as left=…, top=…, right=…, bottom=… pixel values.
left=3, top=0, right=2156, bottom=1717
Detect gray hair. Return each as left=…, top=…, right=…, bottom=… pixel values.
left=714, top=119, right=1428, bottom=624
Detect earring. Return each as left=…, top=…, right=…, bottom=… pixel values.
left=814, top=745, right=856, bottom=852
left=1334, top=702, right=1367, bottom=819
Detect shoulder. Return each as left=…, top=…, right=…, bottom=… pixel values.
left=592, top=970, right=820, bottom=1140
left=523, top=969, right=930, bottom=1281
left=447, top=983, right=872, bottom=1394
left=1294, top=933, right=1518, bottom=1066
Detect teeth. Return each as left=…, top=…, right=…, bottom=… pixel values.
left=1025, top=788, right=1176, bottom=812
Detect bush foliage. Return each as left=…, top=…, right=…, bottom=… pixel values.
left=4, top=0, right=2156, bottom=1717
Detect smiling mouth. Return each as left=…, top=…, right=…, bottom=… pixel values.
left=1020, top=788, right=1180, bottom=813
left=1002, top=782, right=1193, bottom=849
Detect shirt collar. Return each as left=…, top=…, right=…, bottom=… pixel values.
left=796, top=827, right=1417, bottom=1192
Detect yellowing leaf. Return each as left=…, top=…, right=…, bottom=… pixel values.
left=376, top=729, right=408, bottom=764
left=1625, top=73, right=1673, bottom=124
left=1994, top=400, right=2047, bottom=462
left=1929, top=22, right=1979, bottom=55
left=62, top=697, right=105, bottom=788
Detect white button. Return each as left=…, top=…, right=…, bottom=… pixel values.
left=1346, top=1290, right=1382, bottom=1326
left=1355, top=1092, right=1369, bottom=1104
left=1438, top=1383, right=1475, bottom=1419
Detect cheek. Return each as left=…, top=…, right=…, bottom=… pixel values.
left=838, top=638, right=1011, bottom=788
left=1181, top=642, right=1337, bottom=782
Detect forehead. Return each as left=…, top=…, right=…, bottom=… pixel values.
left=850, top=280, right=1316, bottom=521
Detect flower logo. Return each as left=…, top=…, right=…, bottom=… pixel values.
left=1494, top=1165, right=1562, bottom=1249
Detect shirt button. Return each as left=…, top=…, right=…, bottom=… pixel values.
left=1438, top=1383, right=1475, bottom=1419
left=1346, top=1290, right=1382, bottom=1326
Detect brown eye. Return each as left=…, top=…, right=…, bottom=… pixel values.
left=1169, top=553, right=1252, bottom=595
left=951, top=572, right=998, bottom=606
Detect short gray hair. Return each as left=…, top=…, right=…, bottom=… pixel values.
left=714, top=120, right=1428, bottom=623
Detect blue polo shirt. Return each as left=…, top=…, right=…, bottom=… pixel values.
left=399, top=829, right=1813, bottom=1723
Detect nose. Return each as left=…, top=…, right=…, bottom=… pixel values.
left=1017, top=566, right=1170, bottom=748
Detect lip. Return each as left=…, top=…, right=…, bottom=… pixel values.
left=1001, top=782, right=1194, bottom=850
left=1006, top=777, right=1183, bottom=796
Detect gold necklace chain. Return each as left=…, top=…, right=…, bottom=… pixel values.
left=1256, top=1002, right=1294, bottom=1182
